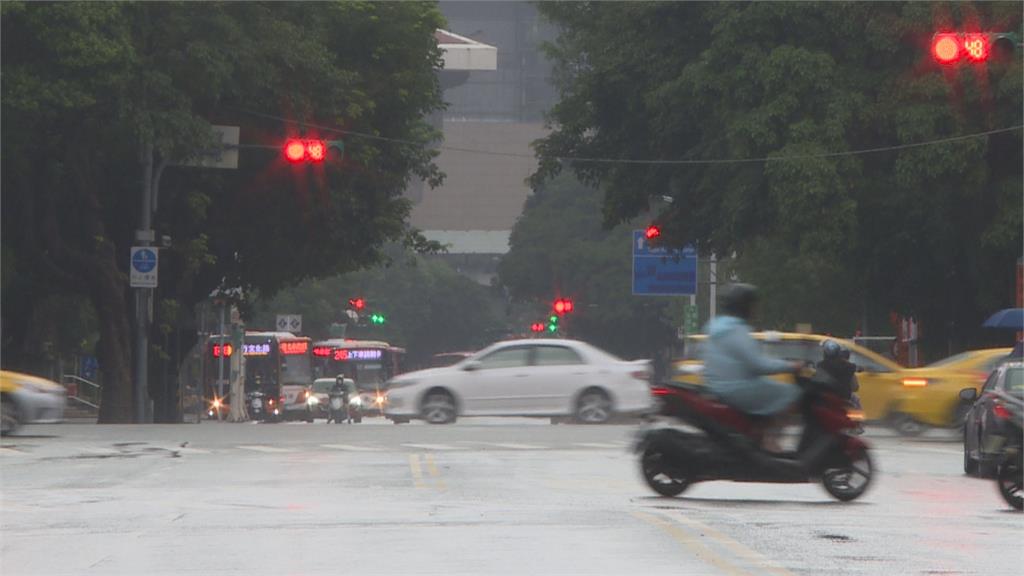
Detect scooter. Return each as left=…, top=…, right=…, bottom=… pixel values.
left=635, top=370, right=873, bottom=502
left=327, top=389, right=349, bottom=424
left=996, top=402, right=1023, bottom=511
left=247, top=391, right=267, bottom=422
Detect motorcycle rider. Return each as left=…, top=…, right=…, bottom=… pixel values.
left=817, top=342, right=864, bottom=434
left=327, top=375, right=349, bottom=423
left=702, top=283, right=802, bottom=449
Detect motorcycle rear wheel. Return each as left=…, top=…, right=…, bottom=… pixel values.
left=997, top=462, right=1023, bottom=511
left=822, top=450, right=873, bottom=502
left=641, top=445, right=691, bottom=497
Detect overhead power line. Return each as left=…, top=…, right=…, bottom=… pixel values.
left=232, top=108, right=1022, bottom=165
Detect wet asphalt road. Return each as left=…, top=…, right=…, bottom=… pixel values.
left=1, top=419, right=1021, bottom=576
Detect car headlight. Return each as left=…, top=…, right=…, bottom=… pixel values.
left=350, top=397, right=363, bottom=407
left=307, top=396, right=320, bottom=405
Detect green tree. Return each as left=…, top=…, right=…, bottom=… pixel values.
left=499, top=174, right=677, bottom=359
left=535, top=2, right=1022, bottom=355
left=2, top=2, right=446, bottom=421
left=250, top=253, right=504, bottom=367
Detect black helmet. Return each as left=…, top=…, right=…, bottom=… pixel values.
left=821, top=339, right=843, bottom=360
left=720, top=283, right=758, bottom=320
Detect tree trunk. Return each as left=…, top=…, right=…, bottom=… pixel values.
left=93, top=243, right=135, bottom=423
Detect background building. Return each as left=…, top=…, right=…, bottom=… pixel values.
left=412, top=2, right=560, bottom=285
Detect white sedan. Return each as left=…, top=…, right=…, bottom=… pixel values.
left=383, top=339, right=655, bottom=424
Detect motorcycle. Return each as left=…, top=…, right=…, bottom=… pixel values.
left=996, top=402, right=1023, bottom=511
left=247, top=391, right=267, bottom=422
left=635, top=370, right=873, bottom=502
left=327, top=389, right=349, bottom=424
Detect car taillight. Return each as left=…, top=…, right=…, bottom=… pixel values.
left=902, top=378, right=928, bottom=388
left=650, top=387, right=670, bottom=396
left=279, top=396, right=286, bottom=405
left=994, top=403, right=1011, bottom=420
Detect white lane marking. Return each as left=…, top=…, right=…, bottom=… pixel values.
left=320, top=444, right=379, bottom=452
left=574, top=442, right=623, bottom=449
left=237, top=445, right=294, bottom=453
left=456, top=441, right=546, bottom=450
left=402, top=443, right=466, bottom=451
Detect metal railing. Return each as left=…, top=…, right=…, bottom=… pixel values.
left=63, top=374, right=101, bottom=409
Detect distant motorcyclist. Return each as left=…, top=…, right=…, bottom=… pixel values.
left=816, top=340, right=857, bottom=400
left=702, top=284, right=802, bottom=417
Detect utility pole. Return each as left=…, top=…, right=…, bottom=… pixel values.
left=134, top=142, right=155, bottom=424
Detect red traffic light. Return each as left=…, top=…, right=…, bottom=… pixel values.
left=284, top=139, right=306, bottom=162
left=554, top=300, right=566, bottom=314
left=553, top=298, right=574, bottom=314
left=645, top=225, right=661, bottom=240
left=348, top=297, right=365, bottom=310
left=284, top=139, right=328, bottom=163
left=932, top=33, right=994, bottom=64
left=530, top=322, right=545, bottom=333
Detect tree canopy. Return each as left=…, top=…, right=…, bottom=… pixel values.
left=1, top=1, right=447, bottom=421
left=534, top=2, right=1022, bottom=354
left=498, top=174, right=677, bottom=360
left=250, top=253, right=505, bottom=368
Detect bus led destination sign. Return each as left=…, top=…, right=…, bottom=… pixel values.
left=333, top=349, right=383, bottom=361
left=279, top=341, right=309, bottom=356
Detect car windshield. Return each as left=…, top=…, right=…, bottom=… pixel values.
left=312, top=381, right=334, bottom=394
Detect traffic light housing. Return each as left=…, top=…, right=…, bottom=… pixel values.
left=553, top=298, right=574, bottom=315
left=932, top=32, right=1019, bottom=64
left=284, top=138, right=343, bottom=163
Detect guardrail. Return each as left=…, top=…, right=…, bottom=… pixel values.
left=63, top=374, right=101, bottom=409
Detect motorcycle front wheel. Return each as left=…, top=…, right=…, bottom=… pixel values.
left=822, top=450, right=873, bottom=502
left=640, top=445, right=691, bottom=497
left=997, top=461, right=1023, bottom=511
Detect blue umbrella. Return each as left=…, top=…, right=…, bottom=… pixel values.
left=982, top=308, right=1024, bottom=330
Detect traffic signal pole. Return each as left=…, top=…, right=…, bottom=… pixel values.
left=134, top=142, right=154, bottom=423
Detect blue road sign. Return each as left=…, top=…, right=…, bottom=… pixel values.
left=632, top=230, right=697, bottom=296
left=132, top=248, right=157, bottom=273
left=130, top=246, right=159, bottom=288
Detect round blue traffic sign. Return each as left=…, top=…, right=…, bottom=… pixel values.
left=132, top=248, right=157, bottom=273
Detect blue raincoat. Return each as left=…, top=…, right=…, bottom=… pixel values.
left=701, top=316, right=801, bottom=416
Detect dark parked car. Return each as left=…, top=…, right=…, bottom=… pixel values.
left=961, top=362, right=1024, bottom=477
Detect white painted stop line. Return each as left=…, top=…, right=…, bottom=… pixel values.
left=320, top=444, right=379, bottom=451
left=402, top=443, right=466, bottom=451
left=238, top=445, right=293, bottom=453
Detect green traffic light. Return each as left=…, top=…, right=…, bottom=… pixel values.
left=547, top=324, right=557, bottom=333
left=549, top=315, right=558, bottom=324
left=369, top=313, right=386, bottom=325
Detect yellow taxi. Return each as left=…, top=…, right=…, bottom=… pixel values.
left=891, top=348, right=1012, bottom=436
left=672, top=331, right=911, bottom=422
left=1, top=370, right=67, bottom=436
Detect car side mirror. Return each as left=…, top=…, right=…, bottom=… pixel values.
left=463, top=360, right=482, bottom=372
left=959, top=388, right=978, bottom=402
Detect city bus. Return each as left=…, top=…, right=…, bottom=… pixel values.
left=311, top=339, right=406, bottom=415
left=206, top=331, right=313, bottom=419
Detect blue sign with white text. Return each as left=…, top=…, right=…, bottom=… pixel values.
left=632, top=230, right=697, bottom=296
